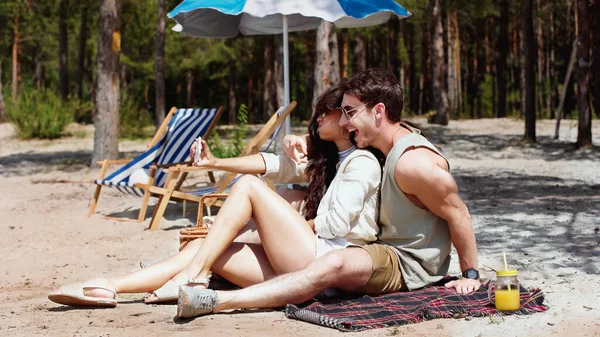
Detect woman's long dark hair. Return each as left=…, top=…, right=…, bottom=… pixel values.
left=303, top=85, right=345, bottom=220
left=302, top=83, right=386, bottom=220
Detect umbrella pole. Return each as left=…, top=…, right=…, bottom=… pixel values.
left=283, top=15, right=291, bottom=134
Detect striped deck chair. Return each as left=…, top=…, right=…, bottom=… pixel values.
left=147, top=101, right=296, bottom=231
left=88, top=106, right=224, bottom=222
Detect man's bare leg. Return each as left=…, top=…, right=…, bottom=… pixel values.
left=211, top=247, right=373, bottom=312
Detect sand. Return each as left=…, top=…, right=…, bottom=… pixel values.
left=0, top=118, right=599, bottom=337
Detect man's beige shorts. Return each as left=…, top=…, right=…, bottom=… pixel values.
left=355, top=243, right=406, bottom=296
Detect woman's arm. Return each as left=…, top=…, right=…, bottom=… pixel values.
left=261, top=153, right=308, bottom=184
left=190, top=139, right=308, bottom=183
left=313, top=153, right=381, bottom=239
left=191, top=139, right=267, bottom=174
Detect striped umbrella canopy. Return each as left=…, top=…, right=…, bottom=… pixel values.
left=168, top=0, right=411, bottom=133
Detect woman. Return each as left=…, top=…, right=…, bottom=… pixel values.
left=48, top=84, right=384, bottom=317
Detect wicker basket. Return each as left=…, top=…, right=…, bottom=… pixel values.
left=179, top=193, right=229, bottom=250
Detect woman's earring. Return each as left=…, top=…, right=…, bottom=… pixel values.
left=340, top=128, right=350, bottom=140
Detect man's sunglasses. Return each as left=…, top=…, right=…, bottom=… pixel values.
left=339, top=103, right=371, bottom=121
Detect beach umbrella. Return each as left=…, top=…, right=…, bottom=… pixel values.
left=168, top=0, right=411, bottom=133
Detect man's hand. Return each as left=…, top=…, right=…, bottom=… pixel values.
left=283, top=134, right=308, bottom=163
left=190, top=139, right=216, bottom=167
left=444, top=278, right=481, bottom=294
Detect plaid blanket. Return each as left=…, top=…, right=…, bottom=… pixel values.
left=285, top=281, right=548, bottom=331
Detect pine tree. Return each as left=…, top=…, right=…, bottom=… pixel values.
left=92, top=0, right=122, bottom=166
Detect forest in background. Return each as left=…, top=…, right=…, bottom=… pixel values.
left=0, top=0, right=598, bottom=161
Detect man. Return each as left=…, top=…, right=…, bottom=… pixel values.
left=177, top=69, right=479, bottom=318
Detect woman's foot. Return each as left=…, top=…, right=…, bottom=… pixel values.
left=144, top=280, right=180, bottom=304
left=144, top=275, right=211, bottom=304
left=48, top=278, right=117, bottom=308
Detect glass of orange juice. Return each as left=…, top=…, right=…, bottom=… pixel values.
left=488, top=269, right=520, bottom=311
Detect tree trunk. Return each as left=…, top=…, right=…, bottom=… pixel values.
left=304, top=34, right=315, bottom=119
left=120, top=64, right=127, bottom=90
left=576, top=0, right=592, bottom=148
left=511, top=21, right=521, bottom=116
left=484, top=19, right=493, bottom=74
left=353, top=35, right=366, bottom=73
left=387, top=16, right=400, bottom=80
left=563, top=0, right=576, bottom=118
left=313, top=21, right=340, bottom=107
left=421, top=20, right=432, bottom=114
left=339, top=29, right=349, bottom=79
left=77, top=1, right=89, bottom=100
left=548, top=10, right=557, bottom=119
left=144, top=81, right=150, bottom=108
left=33, top=47, right=45, bottom=89
left=186, top=69, right=196, bottom=107
left=496, top=0, right=509, bottom=117
left=407, top=23, right=419, bottom=114
left=476, top=33, right=486, bottom=118
left=554, top=40, right=577, bottom=139
left=592, top=0, right=600, bottom=118
left=428, top=0, right=449, bottom=125
left=12, top=15, right=19, bottom=100
left=154, top=0, right=166, bottom=129
left=0, top=60, right=6, bottom=123
left=522, top=0, right=536, bottom=142
left=91, top=0, right=122, bottom=167
left=228, top=63, right=237, bottom=125
left=59, top=0, right=69, bottom=100
left=536, top=0, right=547, bottom=118
left=262, top=36, right=276, bottom=119
left=247, top=75, right=254, bottom=121
left=446, top=11, right=461, bottom=115
left=274, top=36, right=284, bottom=108
left=87, top=52, right=95, bottom=103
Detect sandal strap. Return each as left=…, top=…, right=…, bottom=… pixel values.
left=187, top=274, right=211, bottom=287
left=83, top=286, right=116, bottom=297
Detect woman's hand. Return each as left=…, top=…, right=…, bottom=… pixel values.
left=190, top=139, right=217, bottom=168
left=283, top=134, right=308, bottom=163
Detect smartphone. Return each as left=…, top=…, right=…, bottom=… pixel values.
left=194, top=136, right=202, bottom=162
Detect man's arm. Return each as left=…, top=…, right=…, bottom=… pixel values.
left=395, top=148, right=480, bottom=294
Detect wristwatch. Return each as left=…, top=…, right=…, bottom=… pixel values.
left=462, top=268, right=480, bottom=280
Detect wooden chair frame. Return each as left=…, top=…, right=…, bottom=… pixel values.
left=88, top=106, right=224, bottom=222
left=146, top=101, right=297, bottom=231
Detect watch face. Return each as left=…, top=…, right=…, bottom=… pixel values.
left=466, top=269, right=479, bottom=279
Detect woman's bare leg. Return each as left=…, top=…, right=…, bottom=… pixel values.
left=172, top=175, right=316, bottom=286
left=53, top=182, right=309, bottom=301
left=56, top=239, right=277, bottom=300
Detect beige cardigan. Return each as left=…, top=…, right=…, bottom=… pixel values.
left=260, top=149, right=381, bottom=246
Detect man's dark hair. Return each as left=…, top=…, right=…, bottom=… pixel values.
left=341, top=68, right=404, bottom=123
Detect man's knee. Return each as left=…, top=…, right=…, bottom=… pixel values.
left=307, top=249, right=371, bottom=287
left=319, top=250, right=347, bottom=273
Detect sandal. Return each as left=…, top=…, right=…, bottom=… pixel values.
left=144, top=280, right=179, bottom=304
left=48, top=282, right=117, bottom=308
left=185, top=275, right=211, bottom=288
left=145, top=275, right=211, bottom=304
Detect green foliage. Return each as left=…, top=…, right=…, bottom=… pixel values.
left=207, top=104, right=248, bottom=158
left=0, top=0, right=590, bottom=142
left=6, top=88, right=73, bottom=139
left=67, top=96, right=94, bottom=124
left=119, top=93, right=154, bottom=139
left=232, top=103, right=248, bottom=153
